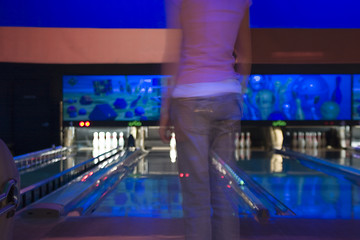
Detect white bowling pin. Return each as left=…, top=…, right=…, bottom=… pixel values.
left=312, top=132, right=318, bottom=148
left=245, top=132, right=251, bottom=148
left=234, top=132, right=240, bottom=149
left=298, top=132, right=305, bottom=149
left=170, top=132, right=176, bottom=148
left=92, top=132, right=99, bottom=148
left=240, top=132, right=245, bottom=149
left=112, top=132, right=118, bottom=148
left=119, top=132, right=125, bottom=150
left=99, top=132, right=105, bottom=147
left=105, top=132, right=111, bottom=149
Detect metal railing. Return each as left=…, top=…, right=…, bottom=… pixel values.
left=18, top=149, right=148, bottom=218
left=18, top=147, right=121, bottom=209
left=211, top=151, right=295, bottom=222
left=14, top=146, right=71, bottom=171
left=275, top=148, right=360, bottom=186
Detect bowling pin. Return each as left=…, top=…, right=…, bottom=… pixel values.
left=119, top=132, right=125, bottom=150
left=105, top=132, right=111, bottom=149
left=92, top=132, right=99, bottom=148
left=298, top=132, right=305, bottom=149
left=240, top=132, right=245, bottom=149
left=234, top=132, right=240, bottom=150
left=245, top=132, right=251, bottom=148
left=170, top=132, right=176, bottom=148
left=292, top=132, right=298, bottom=149
left=317, top=132, right=322, bottom=148
left=112, top=132, right=118, bottom=148
left=312, top=132, right=318, bottom=148
left=306, top=132, right=312, bottom=149
left=170, top=132, right=177, bottom=163
left=99, top=132, right=106, bottom=147
left=245, top=148, right=251, bottom=160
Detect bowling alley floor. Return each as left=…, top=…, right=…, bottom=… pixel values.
left=13, top=215, right=360, bottom=240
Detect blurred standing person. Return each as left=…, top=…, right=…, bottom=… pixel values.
left=160, top=0, right=252, bottom=239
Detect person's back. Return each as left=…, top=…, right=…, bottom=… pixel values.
left=177, top=0, right=249, bottom=86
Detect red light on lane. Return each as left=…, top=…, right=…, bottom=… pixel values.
left=226, top=185, right=231, bottom=188
left=81, top=174, right=89, bottom=182
left=179, top=173, right=184, bottom=178
left=185, top=173, right=190, bottom=177
left=85, top=121, right=91, bottom=127
left=79, top=121, right=85, bottom=127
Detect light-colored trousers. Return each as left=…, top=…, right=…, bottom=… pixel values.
left=171, top=93, right=242, bottom=240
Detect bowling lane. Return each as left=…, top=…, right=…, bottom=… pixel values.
left=292, top=148, right=360, bottom=170
left=89, top=151, right=183, bottom=218
left=90, top=150, right=260, bottom=218
left=236, top=150, right=360, bottom=219
left=19, top=146, right=118, bottom=189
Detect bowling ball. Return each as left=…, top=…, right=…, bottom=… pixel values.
left=249, top=75, right=268, bottom=91
left=320, top=101, right=340, bottom=120
left=292, top=75, right=329, bottom=110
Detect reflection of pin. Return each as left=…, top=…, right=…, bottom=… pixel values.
left=235, top=149, right=240, bottom=161
left=245, top=148, right=251, bottom=160
left=170, top=149, right=177, bottom=163
left=270, top=154, right=283, bottom=173
left=119, top=132, right=125, bottom=150
left=240, top=149, right=245, bottom=160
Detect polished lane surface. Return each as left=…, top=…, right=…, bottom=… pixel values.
left=236, top=150, right=360, bottom=219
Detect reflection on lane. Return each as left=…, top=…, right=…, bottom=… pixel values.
left=91, top=151, right=181, bottom=218
left=236, top=150, right=360, bottom=219
left=90, top=151, right=266, bottom=219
